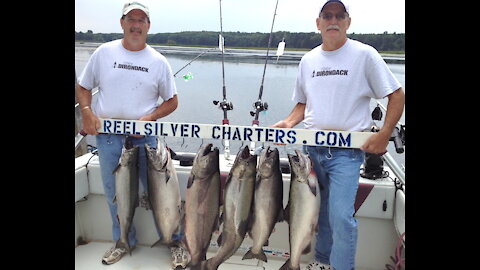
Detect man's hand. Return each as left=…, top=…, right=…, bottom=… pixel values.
left=270, top=120, right=290, bottom=129
left=360, top=130, right=390, bottom=155
left=81, top=109, right=100, bottom=135
left=128, top=115, right=155, bottom=138
left=362, top=88, right=405, bottom=155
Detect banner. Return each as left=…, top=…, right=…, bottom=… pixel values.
left=98, top=118, right=372, bottom=149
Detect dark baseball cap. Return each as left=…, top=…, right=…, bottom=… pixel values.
left=320, top=0, right=349, bottom=13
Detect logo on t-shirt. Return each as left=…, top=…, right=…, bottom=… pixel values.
left=311, top=68, right=348, bottom=78
left=113, top=61, right=149, bottom=73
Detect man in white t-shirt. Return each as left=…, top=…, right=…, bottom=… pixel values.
left=76, top=1, right=180, bottom=265
left=273, top=1, right=404, bottom=270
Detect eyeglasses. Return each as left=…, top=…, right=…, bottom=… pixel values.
left=319, top=12, right=348, bottom=21
left=125, top=16, right=148, bottom=25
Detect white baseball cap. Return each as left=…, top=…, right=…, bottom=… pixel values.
left=320, top=0, right=349, bottom=14
left=122, top=1, right=150, bottom=18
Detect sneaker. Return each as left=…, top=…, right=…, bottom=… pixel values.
left=101, top=245, right=133, bottom=265
left=303, top=260, right=332, bottom=270
left=170, top=245, right=190, bottom=269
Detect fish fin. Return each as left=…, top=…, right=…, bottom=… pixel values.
left=150, top=238, right=162, bottom=248
left=215, top=206, right=224, bottom=234
left=187, top=174, right=195, bottom=189
left=307, top=174, right=318, bottom=196
left=284, top=204, right=290, bottom=224
left=308, top=180, right=317, bottom=196
left=112, top=195, right=117, bottom=204
left=302, top=244, right=311, bottom=254
left=242, top=249, right=254, bottom=260
left=277, top=207, right=285, bottom=223
left=218, top=205, right=224, bottom=226
left=279, top=259, right=293, bottom=270
left=213, top=213, right=220, bottom=232
left=243, top=212, right=253, bottom=238
left=264, top=239, right=269, bottom=246
left=112, top=163, right=121, bottom=174
left=242, top=248, right=268, bottom=262
left=165, top=168, right=171, bottom=184
left=216, top=232, right=223, bottom=246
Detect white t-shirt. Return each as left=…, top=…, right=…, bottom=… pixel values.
left=292, top=38, right=401, bottom=132
left=78, top=39, right=177, bottom=120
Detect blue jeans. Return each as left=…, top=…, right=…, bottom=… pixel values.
left=96, top=134, right=182, bottom=247
left=304, top=146, right=365, bottom=270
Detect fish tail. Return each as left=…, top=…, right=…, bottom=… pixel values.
left=199, top=258, right=219, bottom=270
left=189, top=264, right=201, bottom=270
left=279, top=259, right=299, bottom=270
left=242, top=248, right=268, bottom=262
left=150, top=238, right=162, bottom=248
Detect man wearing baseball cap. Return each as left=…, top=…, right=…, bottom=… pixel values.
left=273, top=1, right=404, bottom=270
left=120, top=1, right=151, bottom=51
left=76, top=1, right=180, bottom=265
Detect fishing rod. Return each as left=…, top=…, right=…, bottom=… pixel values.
left=173, top=48, right=215, bottom=78
left=213, top=0, right=233, bottom=159
left=249, top=0, right=280, bottom=152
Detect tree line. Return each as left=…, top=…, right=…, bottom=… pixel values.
left=75, top=30, right=405, bottom=52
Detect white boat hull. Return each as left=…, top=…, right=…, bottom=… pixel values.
left=75, top=151, right=405, bottom=270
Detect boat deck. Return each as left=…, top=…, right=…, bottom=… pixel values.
left=75, top=241, right=307, bottom=270
left=75, top=152, right=403, bottom=270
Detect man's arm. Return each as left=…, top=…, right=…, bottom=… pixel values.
left=270, top=102, right=305, bottom=128
left=76, top=83, right=100, bottom=135
left=361, top=87, right=405, bottom=154
left=138, top=95, right=178, bottom=122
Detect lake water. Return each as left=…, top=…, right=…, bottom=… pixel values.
left=75, top=44, right=405, bottom=167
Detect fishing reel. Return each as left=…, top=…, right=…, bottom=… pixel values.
left=370, top=104, right=405, bottom=153
left=390, top=126, right=404, bottom=154
left=250, top=101, right=268, bottom=117
left=370, top=125, right=405, bottom=154
left=372, top=105, right=383, bottom=121
left=213, top=100, right=233, bottom=111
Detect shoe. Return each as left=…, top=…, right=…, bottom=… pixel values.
left=170, top=245, right=190, bottom=269
left=303, top=260, right=332, bottom=270
left=101, top=245, right=134, bottom=265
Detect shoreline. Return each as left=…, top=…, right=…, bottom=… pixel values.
left=75, top=42, right=405, bottom=64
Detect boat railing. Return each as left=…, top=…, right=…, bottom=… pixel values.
left=382, top=152, right=405, bottom=186
left=375, top=100, right=405, bottom=186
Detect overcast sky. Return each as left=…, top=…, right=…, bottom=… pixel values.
left=75, top=0, right=405, bottom=34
